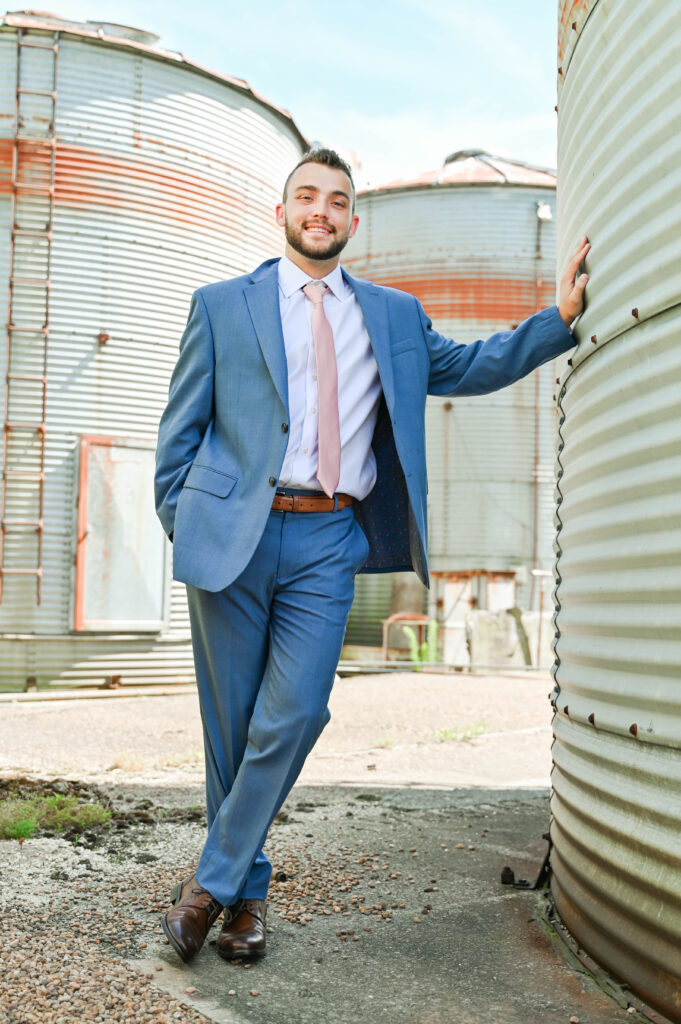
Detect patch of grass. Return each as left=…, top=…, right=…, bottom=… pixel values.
left=432, top=721, right=487, bottom=743
left=0, top=793, right=111, bottom=841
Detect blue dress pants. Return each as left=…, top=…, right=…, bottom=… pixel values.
left=186, top=503, right=369, bottom=907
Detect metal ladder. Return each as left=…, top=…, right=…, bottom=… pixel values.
left=0, top=28, right=59, bottom=604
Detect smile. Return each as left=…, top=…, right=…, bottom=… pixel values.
left=304, top=225, right=332, bottom=235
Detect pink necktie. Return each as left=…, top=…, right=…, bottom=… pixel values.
left=302, top=281, right=341, bottom=498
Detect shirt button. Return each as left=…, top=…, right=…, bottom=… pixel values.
left=303, top=447, right=308, bottom=454
left=281, top=422, right=289, bottom=433
left=311, top=407, right=317, bottom=414
left=268, top=476, right=276, bottom=487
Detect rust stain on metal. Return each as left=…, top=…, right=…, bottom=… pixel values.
left=364, top=151, right=555, bottom=195
left=355, top=273, right=554, bottom=323
left=631, top=307, right=640, bottom=319
left=590, top=334, right=597, bottom=343
left=0, top=141, right=252, bottom=229
left=558, top=0, right=592, bottom=63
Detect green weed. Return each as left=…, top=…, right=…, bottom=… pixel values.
left=0, top=793, right=111, bottom=841
left=433, top=722, right=487, bottom=743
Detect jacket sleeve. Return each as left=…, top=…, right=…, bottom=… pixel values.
left=419, top=299, right=575, bottom=397
left=154, top=289, right=215, bottom=538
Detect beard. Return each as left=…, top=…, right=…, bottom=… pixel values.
left=284, top=218, right=350, bottom=262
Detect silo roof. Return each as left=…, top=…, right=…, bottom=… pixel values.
left=1, top=9, right=308, bottom=148
left=366, top=149, right=556, bottom=194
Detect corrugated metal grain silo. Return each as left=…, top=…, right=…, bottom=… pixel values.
left=0, top=11, right=305, bottom=689
left=551, top=0, right=681, bottom=1018
left=344, top=152, right=560, bottom=655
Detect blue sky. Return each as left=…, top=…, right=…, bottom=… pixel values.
left=38, top=1, right=559, bottom=186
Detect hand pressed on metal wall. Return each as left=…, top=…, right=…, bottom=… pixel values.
left=558, top=235, right=590, bottom=326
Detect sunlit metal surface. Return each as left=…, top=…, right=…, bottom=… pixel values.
left=345, top=152, right=560, bottom=635
left=552, top=0, right=681, bottom=1017
left=0, top=13, right=304, bottom=687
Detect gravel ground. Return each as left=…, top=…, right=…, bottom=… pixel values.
left=0, top=785, right=641, bottom=1024
left=1, top=672, right=639, bottom=1024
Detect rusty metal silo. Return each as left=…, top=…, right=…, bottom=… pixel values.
left=0, top=10, right=305, bottom=689
left=551, top=1, right=681, bottom=1018
left=344, top=152, right=560, bottom=658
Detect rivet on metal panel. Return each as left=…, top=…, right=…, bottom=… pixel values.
left=631, top=308, right=639, bottom=319
left=555, top=377, right=560, bottom=384
left=629, top=723, right=638, bottom=737
left=98, top=332, right=110, bottom=345
left=590, top=335, right=597, bottom=344
left=588, top=713, right=595, bottom=725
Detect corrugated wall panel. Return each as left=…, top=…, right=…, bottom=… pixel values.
left=0, top=21, right=304, bottom=686
left=551, top=0, right=681, bottom=1017
left=345, top=180, right=559, bottom=631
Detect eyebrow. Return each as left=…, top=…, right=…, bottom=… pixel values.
left=294, top=184, right=351, bottom=201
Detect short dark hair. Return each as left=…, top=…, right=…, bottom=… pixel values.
left=282, top=147, right=356, bottom=212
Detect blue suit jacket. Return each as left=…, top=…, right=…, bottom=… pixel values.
left=155, top=258, right=574, bottom=591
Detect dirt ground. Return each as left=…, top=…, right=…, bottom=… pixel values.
left=0, top=671, right=554, bottom=790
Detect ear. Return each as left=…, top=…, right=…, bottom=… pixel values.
left=348, top=214, right=359, bottom=239
left=275, top=203, right=285, bottom=228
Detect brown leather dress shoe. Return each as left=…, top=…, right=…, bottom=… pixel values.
left=216, top=898, right=267, bottom=960
left=161, top=875, right=223, bottom=963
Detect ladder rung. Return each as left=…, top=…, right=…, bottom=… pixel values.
left=3, top=469, right=45, bottom=479
left=12, top=228, right=53, bottom=239
left=12, top=183, right=55, bottom=194
left=7, top=373, right=47, bottom=383
left=17, top=88, right=56, bottom=99
left=10, top=277, right=51, bottom=287
left=17, top=40, right=58, bottom=51
left=1, top=520, right=43, bottom=528
left=0, top=568, right=43, bottom=577
left=8, top=325, right=48, bottom=335
left=15, top=136, right=56, bottom=147
left=4, top=422, right=46, bottom=432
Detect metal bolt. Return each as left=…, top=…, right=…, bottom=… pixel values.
left=632, top=308, right=639, bottom=319
left=629, top=723, right=638, bottom=737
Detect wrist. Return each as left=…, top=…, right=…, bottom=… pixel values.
left=557, top=304, right=572, bottom=327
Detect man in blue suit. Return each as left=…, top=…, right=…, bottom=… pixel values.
left=155, top=148, right=589, bottom=964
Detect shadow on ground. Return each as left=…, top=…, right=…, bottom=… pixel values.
left=0, top=781, right=641, bottom=1024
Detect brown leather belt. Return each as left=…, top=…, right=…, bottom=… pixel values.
left=272, top=491, right=354, bottom=513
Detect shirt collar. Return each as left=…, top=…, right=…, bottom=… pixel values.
left=278, top=254, right=348, bottom=302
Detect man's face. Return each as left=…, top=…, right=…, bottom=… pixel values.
left=276, top=162, right=359, bottom=263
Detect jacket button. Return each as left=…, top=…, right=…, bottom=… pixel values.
left=281, top=422, right=289, bottom=433
left=268, top=476, right=276, bottom=486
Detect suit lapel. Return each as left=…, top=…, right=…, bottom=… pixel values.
left=244, top=263, right=288, bottom=412
left=344, top=272, right=396, bottom=415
